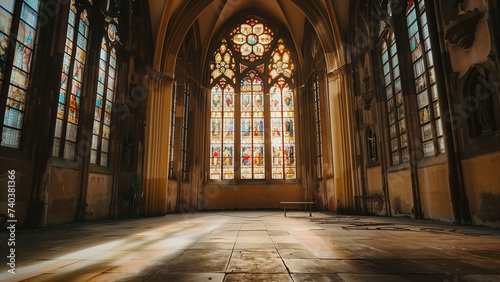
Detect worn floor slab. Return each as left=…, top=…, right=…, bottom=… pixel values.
left=0, top=211, right=499, bottom=281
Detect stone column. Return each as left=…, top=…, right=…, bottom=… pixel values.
left=142, top=75, right=174, bottom=215
left=327, top=64, right=356, bottom=212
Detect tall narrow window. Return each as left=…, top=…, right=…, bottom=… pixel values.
left=241, top=71, right=265, bottom=179
left=168, top=82, right=177, bottom=177
left=210, top=79, right=235, bottom=179
left=271, top=78, right=296, bottom=179
left=381, top=31, right=408, bottom=165
left=1, top=0, right=41, bottom=148
left=181, top=82, right=190, bottom=180
left=54, top=2, right=90, bottom=159
left=313, top=74, right=323, bottom=178
left=406, top=0, right=444, bottom=157
left=91, top=25, right=117, bottom=166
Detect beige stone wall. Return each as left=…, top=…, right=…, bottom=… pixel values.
left=417, top=164, right=453, bottom=222
left=387, top=170, right=413, bottom=216
left=462, top=152, right=500, bottom=227
left=46, top=168, right=81, bottom=225
left=86, top=173, right=113, bottom=220
left=200, top=183, right=303, bottom=210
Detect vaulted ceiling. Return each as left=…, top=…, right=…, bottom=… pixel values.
left=148, top=0, right=351, bottom=74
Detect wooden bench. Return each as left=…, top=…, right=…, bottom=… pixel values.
left=280, top=202, right=314, bottom=217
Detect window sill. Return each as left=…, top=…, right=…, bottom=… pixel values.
left=51, top=157, right=83, bottom=170
left=89, top=163, right=113, bottom=175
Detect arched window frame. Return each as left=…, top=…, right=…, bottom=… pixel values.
left=91, top=23, right=118, bottom=167
left=53, top=0, right=91, bottom=160
left=208, top=18, right=298, bottom=181
left=0, top=0, right=42, bottom=149
left=379, top=29, right=409, bottom=165
left=406, top=0, right=444, bottom=157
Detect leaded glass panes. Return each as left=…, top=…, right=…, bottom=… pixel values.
left=381, top=31, right=407, bottom=165
left=91, top=35, right=117, bottom=166
left=181, top=83, right=190, bottom=180
left=168, top=83, right=177, bottom=177
left=210, top=19, right=296, bottom=181
left=1, top=0, right=40, bottom=148
left=269, top=39, right=294, bottom=83
left=406, top=0, right=444, bottom=156
left=210, top=79, right=234, bottom=179
left=230, top=18, right=273, bottom=62
left=53, top=3, right=90, bottom=159
left=241, top=71, right=265, bottom=179
left=271, top=78, right=296, bottom=179
left=210, top=39, right=236, bottom=84
left=314, top=74, right=323, bottom=178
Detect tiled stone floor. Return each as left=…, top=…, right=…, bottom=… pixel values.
left=1, top=211, right=500, bottom=281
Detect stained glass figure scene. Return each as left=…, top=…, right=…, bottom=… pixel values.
left=210, top=79, right=235, bottom=179
left=271, top=78, right=296, bottom=179
left=241, top=71, right=265, bottom=179
left=209, top=19, right=295, bottom=180
left=54, top=2, right=90, bottom=159
left=2, top=0, right=41, bottom=148
left=91, top=35, right=116, bottom=166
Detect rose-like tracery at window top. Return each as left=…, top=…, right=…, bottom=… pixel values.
left=230, top=18, right=274, bottom=63
left=209, top=18, right=296, bottom=180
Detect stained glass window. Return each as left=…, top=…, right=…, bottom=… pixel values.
left=181, top=82, right=190, bottom=180
left=91, top=30, right=117, bottom=166
left=209, top=19, right=296, bottom=181
left=241, top=71, right=265, bottom=179
left=407, top=0, right=444, bottom=157
left=381, top=31, right=408, bottom=165
left=271, top=78, right=296, bottom=179
left=53, top=2, right=90, bottom=159
left=314, top=74, right=323, bottom=178
left=230, top=19, right=274, bottom=62
left=269, top=39, right=294, bottom=83
left=210, top=79, right=235, bottom=180
left=1, top=0, right=40, bottom=148
left=210, top=39, right=235, bottom=84
left=168, top=82, right=177, bottom=177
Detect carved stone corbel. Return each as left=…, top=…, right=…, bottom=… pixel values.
left=444, top=8, right=485, bottom=49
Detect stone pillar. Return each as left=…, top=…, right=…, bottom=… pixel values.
left=327, top=64, right=356, bottom=213
left=142, top=75, right=174, bottom=215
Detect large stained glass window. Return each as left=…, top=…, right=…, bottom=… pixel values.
left=381, top=31, right=408, bottom=165
left=91, top=25, right=117, bottom=166
left=209, top=19, right=296, bottom=180
left=406, top=0, right=444, bottom=157
left=241, top=71, right=265, bottom=179
left=1, top=0, right=41, bottom=148
left=54, top=2, right=90, bottom=159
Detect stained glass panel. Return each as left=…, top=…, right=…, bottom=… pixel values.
left=53, top=5, right=89, bottom=158
left=210, top=79, right=234, bottom=179
left=230, top=19, right=273, bottom=62
left=406, top=0, right=443, bottom=157
left=2, top=0, right=41, bottom=148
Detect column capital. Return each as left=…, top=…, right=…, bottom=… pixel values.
left=327, top=64, right=352, bottom=79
